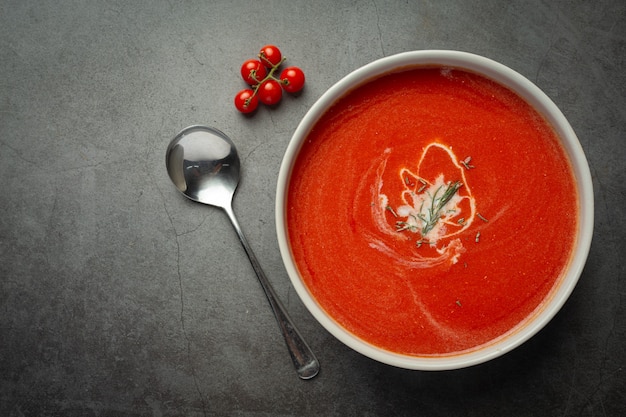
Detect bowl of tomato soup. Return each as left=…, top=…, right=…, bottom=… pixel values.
left=275, top=50, right=593, bottom=370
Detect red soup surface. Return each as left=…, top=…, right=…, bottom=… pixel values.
left=287, top=67, right=578, bottom=356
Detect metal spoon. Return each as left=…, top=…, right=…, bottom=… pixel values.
left=165, top=125, right=319, bottom=380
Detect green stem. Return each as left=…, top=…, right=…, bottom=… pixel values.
left=245, top=57, right=288, bottom=105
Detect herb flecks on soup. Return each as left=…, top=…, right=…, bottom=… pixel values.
left=287, top=67, right=578, bottom=356
left=371, top=142, right=477, bottom=268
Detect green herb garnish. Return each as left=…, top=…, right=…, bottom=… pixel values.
left=385, top=205, right=398, bottom=218
left=461, top=156, right=475, bottom=170
left=420, top=181, right=463, bottom=236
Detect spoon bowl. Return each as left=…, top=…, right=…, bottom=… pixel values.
left=166, top=127, right=239, bottom=207
left=166, top=125, right=319, bottom=380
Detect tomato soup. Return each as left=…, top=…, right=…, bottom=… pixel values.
left=286, top=67, right=578, bottom=356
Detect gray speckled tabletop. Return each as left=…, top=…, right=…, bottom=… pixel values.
left=1, top=1, right=625, bottom=416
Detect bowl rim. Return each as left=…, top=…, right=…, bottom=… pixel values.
left=275, top=50, right=594, bottom=370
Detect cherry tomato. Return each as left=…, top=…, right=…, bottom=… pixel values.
left=240, top=59, right=268, bottom=86
left=280, top=66, right=305, bottom=93
left=259, top=45, right=282, bottom=68
left=234, top=89, right=258, bottom=113
left=257, top=80, right=283, bottom=105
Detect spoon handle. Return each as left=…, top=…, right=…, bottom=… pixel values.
left=223, top=204, right=320, bottom=380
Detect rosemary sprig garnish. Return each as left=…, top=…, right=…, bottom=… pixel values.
left=421, top=181, right=463, bottom=236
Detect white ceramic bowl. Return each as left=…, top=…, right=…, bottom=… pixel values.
left=275, top=50, right=593, bottom=370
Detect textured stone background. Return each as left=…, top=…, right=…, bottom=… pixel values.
left=1, top=0, right=624, bottom=416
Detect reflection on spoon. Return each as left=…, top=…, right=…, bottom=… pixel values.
left=166, top=125, right=319, bottom=380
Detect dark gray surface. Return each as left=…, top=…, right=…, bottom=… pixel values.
left=1, top=1, right=624, bottom=416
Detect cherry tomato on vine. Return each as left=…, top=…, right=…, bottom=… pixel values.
left=259, top=45, right=282, bottom=68
left=280, top=66, right=305, bottom=93
left=257, top=79, right=283, bottom=105
left=240, top=59, right=268, bottom=86
left=234, top=89, right=258, bottom=113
